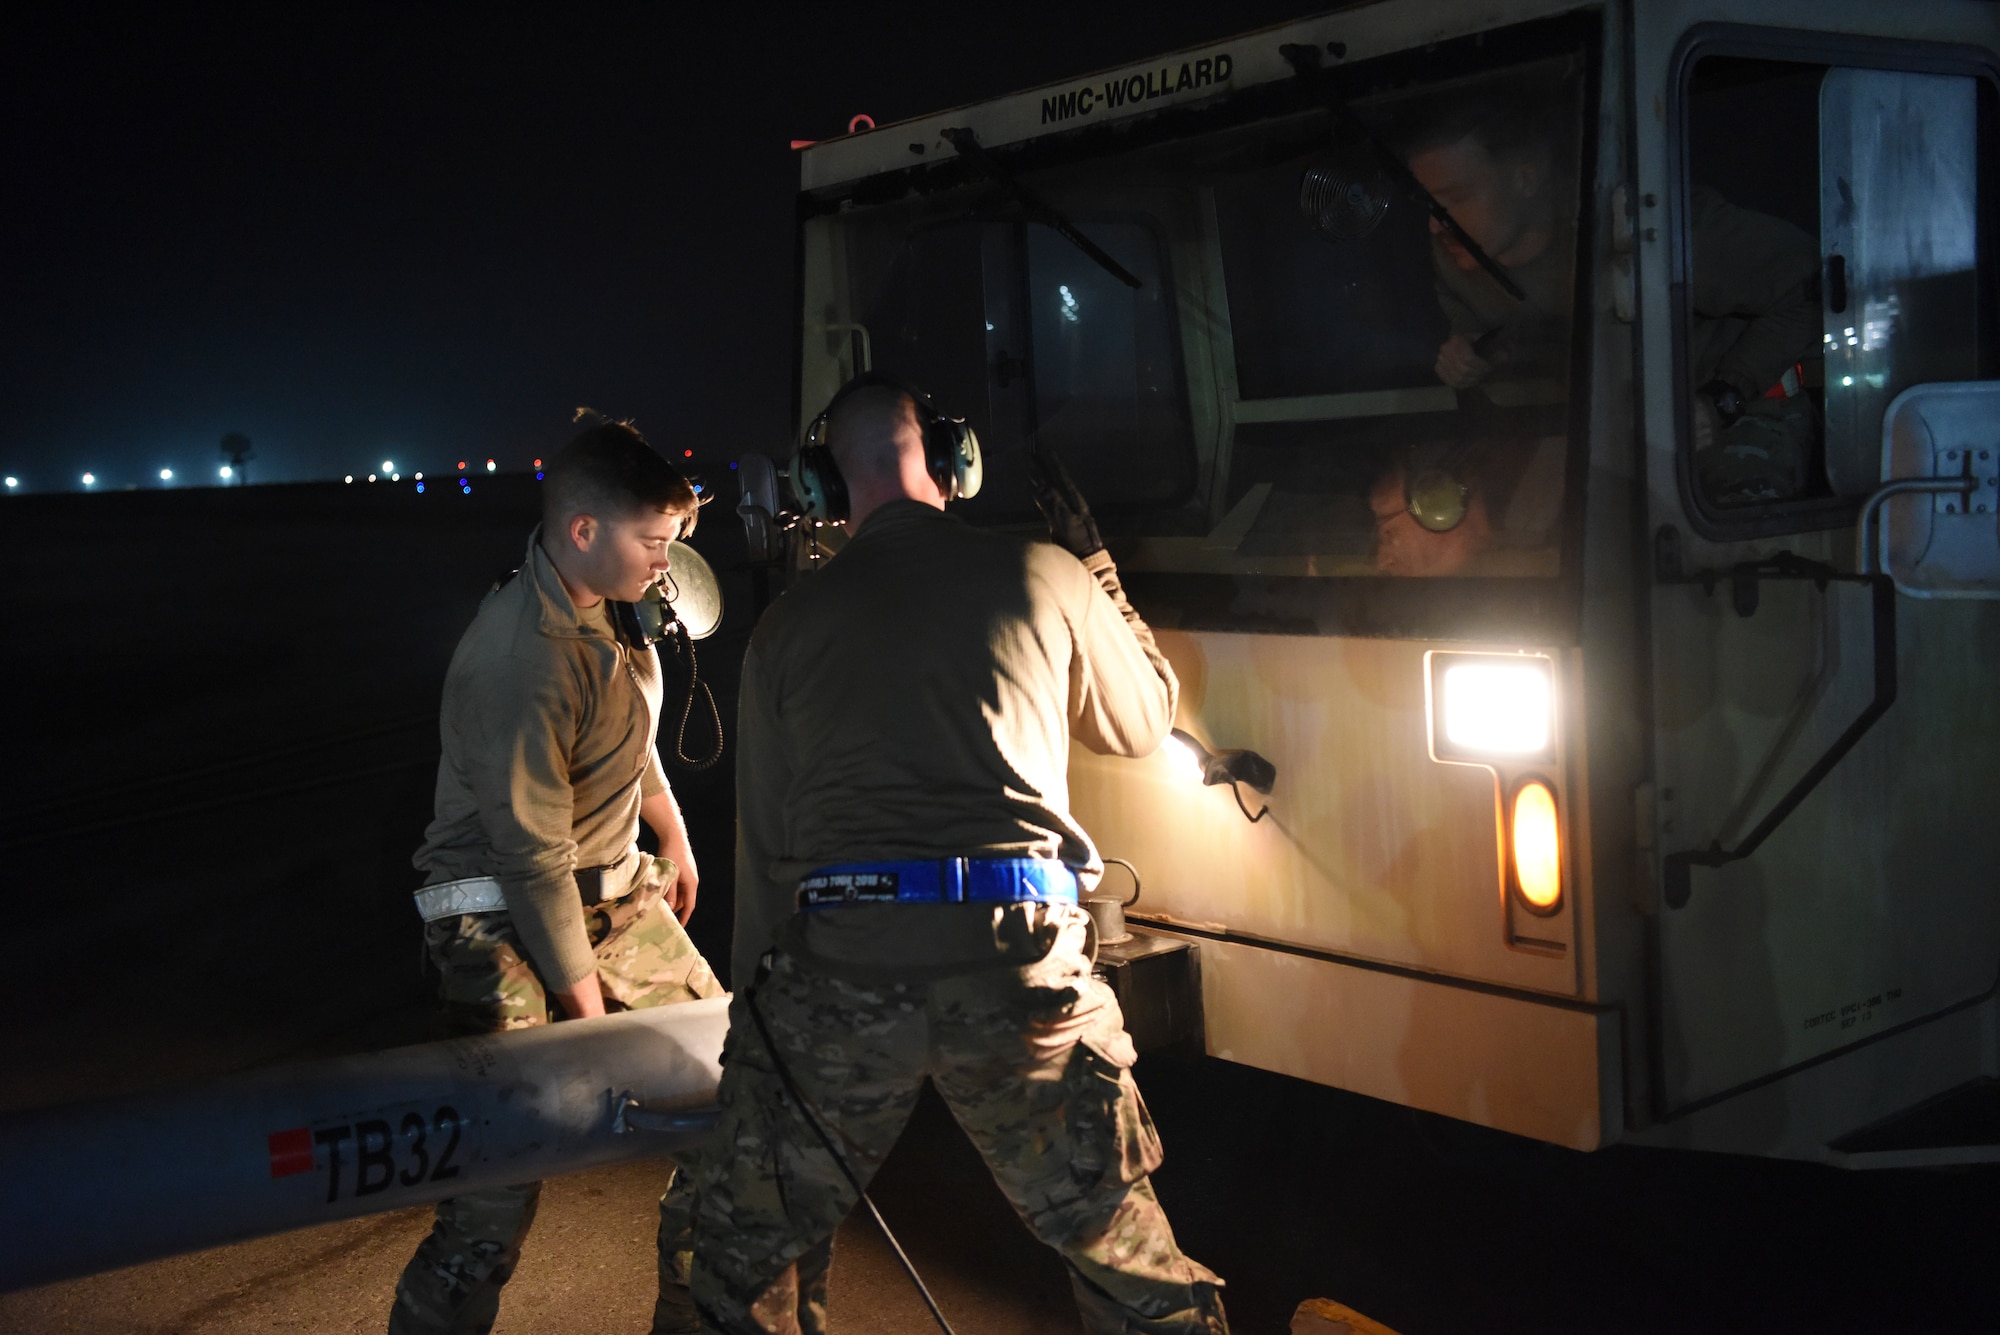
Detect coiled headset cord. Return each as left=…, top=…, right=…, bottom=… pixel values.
left=744, top=977, right=958, bottom=1335
left=666, top=624, right=725, bottom=772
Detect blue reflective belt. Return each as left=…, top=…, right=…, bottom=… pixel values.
left=797, top=858, right=1079, bottom=910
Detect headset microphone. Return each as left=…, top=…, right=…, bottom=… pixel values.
left=607, top=540, right=725, bottom=770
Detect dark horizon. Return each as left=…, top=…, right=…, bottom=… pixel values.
left=0, top=3, right=1309, bottom=496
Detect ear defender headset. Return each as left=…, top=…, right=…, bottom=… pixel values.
left=1400, top=440, right=1483, bottom=533
left=789, top=372, right=983, bottom=524
left=1404, top=465, right=1472, bottom=533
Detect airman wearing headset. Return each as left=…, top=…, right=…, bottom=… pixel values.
left=676, top=373, right=1229, bottom=1335
left=1402, top=88, right=1821, bottom=506
left=394, top=414, right=724, bottom=1335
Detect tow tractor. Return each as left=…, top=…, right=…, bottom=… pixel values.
left=749, top=0, right=2000, bottom=1163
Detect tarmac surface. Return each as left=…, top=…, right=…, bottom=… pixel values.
left=0, top=1112, right=1082, bottom=1335
left=3, top=481, right=1997, bottom=1333
left=7, top=1050, right=2000, bottom=1333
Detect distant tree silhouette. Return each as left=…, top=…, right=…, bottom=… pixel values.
left=219, top=432, right=254, bottom=485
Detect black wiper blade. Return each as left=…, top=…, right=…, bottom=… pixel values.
left=1279, top=44, right=1528, bottom=304
left=941, top=126, right=1142, bottom=290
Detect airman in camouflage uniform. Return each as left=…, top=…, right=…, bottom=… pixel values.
left=393, top=416, right=724, bottom=1335
left=686, top=379, right=1227, bottom=1334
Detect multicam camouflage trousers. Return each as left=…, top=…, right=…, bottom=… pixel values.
left=1698, top=392, right=1818, bottom=506
left=684, top=912, right=1228, bottom=1335
left=388, top=859, right=724, bottom=1335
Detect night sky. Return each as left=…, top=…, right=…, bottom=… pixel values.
left=2, top=3, right=1307, bottom=494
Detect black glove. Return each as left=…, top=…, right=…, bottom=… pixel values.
left=1027, top=447, right=1104, bottom=558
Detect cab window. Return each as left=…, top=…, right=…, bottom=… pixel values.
left=799, top=15, right=1598, bottom=635
left=1677, top=50, right=1998, bottom=533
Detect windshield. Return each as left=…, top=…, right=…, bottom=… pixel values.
left=798, top=24, right=1594, bottom=634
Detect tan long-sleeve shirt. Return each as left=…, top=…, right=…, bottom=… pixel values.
left=1686, top=184, right=1822, bottom=399
left=415, top=530, right=668, bottom=989
left=732, top=500, right=1177, bottom=988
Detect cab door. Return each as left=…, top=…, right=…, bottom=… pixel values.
left=1644, top=27, right=2000, bottom=1144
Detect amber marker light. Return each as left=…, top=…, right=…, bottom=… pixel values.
left=1510, top=780, right=1562, bottom=913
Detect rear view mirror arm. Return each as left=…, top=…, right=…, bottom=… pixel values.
left=1653, top=541, right=1898, bottom=910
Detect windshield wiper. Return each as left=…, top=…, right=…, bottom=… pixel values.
left=1279, top=44, right=1528, bottom=303
left=940, top=126, right=1142, bottom=290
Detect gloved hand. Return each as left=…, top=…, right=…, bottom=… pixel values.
left=1027, top=446, right=1104, bottom=558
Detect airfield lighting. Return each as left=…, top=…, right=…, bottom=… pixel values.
left=4, top=477, right=17, bottom=489
left=414, top=472, right=423, bottom=480
left=392, top=473, right=401, bottom=481
left=1433, top=657, right=1553, bottom=761
left=368, top=473, right=377, bottom=482
left=219, top=465, right=233, bottom=480
left=1510, top=780, right=1562, bottom=912
left=81, top=472, right=97, bottom=487
left=159, top=469, right=174, bottom=481
left=382, top=460, right=395, bottom=473
left=486, top=459, right=496, bottom=472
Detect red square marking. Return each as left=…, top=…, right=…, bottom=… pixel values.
left=267, top=1127, right=315, bottom=1178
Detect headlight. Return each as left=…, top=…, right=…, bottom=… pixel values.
left=1427, top=653, right=1556, bottom=764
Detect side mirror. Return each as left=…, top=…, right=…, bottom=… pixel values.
left=1868, top=383, right=2000, bottom=597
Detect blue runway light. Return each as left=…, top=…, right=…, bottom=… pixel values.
left=535, top=471, right=544, bottom=480
left=416, top=482, right=426, bottom=493
left=729, top=461, right=738, bottom=470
